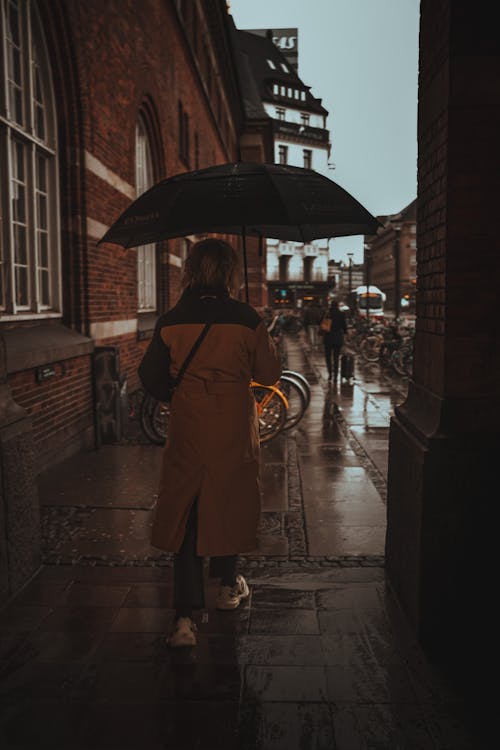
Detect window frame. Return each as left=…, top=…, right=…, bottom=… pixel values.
left=278, top=144, right=288, bottom=165
left=0, top=0, right=62, bottom=320
left=135, top=113, right=157, bottom=313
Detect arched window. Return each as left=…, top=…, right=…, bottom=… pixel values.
left=135, top=114, right=156, bottom=311
left=0, top=0, right=61, bottom=316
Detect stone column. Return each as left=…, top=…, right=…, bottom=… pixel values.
left=386, top=0, right=500, bottom=667
left=0, top=335, right=41, bottom=605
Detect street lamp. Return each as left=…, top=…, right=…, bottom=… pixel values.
left=391, top=219, right=402, bottom=320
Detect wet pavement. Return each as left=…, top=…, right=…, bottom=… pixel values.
left=0, top=335, right=485, bottom=749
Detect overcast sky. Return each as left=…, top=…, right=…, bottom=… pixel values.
left=230, top=0, right=420, bottom=263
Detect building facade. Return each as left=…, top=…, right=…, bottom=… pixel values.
left=235, top=29, right=332, bottom=309
left=0, top=0, right=246, bottom=475
left=337, top=263, right=365, bottom=301
left=363, top=199, right=417, bottom=313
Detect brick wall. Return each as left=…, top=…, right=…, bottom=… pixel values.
left=8, top=356, right=94, bottom=472
left=413, top=0, right=449, bottom=391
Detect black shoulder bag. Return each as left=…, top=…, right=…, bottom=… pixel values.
left=164, top=321, right=213, bottom=402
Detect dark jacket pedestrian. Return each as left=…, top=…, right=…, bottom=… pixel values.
left=320, top=300, right=348, bottom=380
left=138, top=238, right=282, bottom=648
left=303, top=302, right=323, bottom=349
left=303, top=302, right=323, bottom=327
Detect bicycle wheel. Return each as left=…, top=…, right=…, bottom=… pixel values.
left=389, top=348, right=406, bottom=376
left=251, top=383, right=287, bottom=443
left=279, top=375, right=308, bottom=431
left=360, top=336, right=380, bottom=362
left=139, top=394, right=165, bottom=445
left=282, top=369, right=311, bottom=408
left=151, top=399, right=170, bottom=441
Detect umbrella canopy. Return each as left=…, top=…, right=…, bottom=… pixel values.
left=99, top=161, right=382, bottom=248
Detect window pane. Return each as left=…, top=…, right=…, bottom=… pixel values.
left=12, top=46, right=22, bottom=84
left=15, top=224, right=27, bottom=265
left=15, top=265, right=28, bottom=306
left=37, top=154, right=47, bottom=191
left=40, top=268, right=50, bottom=305
left=12, top=182, right=26, bottom=222
left=9, top=85, right=22, bottom=123
left=14, top=141, right=25, bottom=180
left=35, top=103, right=45, bottom=140
left=34, top=65, right=43, bottom=101
left=8, top=0, right=21, bottom=46
left=39, top=231, right=48, bottom=267
left=38, top=193, right=47, bottom=229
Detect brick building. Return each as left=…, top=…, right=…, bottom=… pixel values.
left=363, top=198, right=417, bottom=313
left=0, top=0, right=257, bottom=475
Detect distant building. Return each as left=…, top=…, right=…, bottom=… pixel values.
left=364, top=199, right=417, bottom=312
left=236, top=28, right=332, bottom=308
left=339, top=264, right=365, bottom=299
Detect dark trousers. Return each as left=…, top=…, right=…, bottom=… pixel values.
left=173, top=498, right=237, bottom=618
left=324, top=342, right=341, bottom=379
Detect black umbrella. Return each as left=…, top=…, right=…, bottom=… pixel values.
left=99, top=161, right=382, bottom=300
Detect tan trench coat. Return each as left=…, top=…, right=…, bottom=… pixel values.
left=138, top=288, right=282, bottom=556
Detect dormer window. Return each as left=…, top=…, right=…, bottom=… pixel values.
left=267, top=59, right=276, bottom=70
left=300, top=91, right=306, bottom=101
left=280, top=63, right=289, bottom=73
left=273, top=83, right=279, bottom=95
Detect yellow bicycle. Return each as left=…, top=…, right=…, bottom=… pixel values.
left=141, top=381, right=289, bottom=445
left=250, top=381, right=289, bottom=443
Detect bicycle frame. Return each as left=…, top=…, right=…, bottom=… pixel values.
left=250, top=381, right=289, bottom=412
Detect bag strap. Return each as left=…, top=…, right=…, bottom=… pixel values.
left=172, top=321, right=213, bottom=391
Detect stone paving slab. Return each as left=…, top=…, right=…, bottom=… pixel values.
left=0, top=563, right=481, bottom=750
left=38, top=445, right=163, bottom=509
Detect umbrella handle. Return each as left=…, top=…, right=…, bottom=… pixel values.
left=242, top=225, right=249, bottom=303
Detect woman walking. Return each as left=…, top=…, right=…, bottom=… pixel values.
left=138, top=239, right=282, bottom=647
left=320, top=299, right=348, bottom=382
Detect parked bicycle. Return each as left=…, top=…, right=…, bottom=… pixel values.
left=139, top=368, right=311, bottom=445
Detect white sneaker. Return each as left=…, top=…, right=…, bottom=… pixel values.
left=216, top=575, right=250, bottom=610
left=166, top=616, right=197, bottom=647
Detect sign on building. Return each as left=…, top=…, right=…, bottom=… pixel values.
left=246, top=28, right=299, bottom=71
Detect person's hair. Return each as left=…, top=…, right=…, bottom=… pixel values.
left=181, top=238, right=240, bottom=295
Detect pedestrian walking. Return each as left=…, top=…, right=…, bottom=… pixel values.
left=303, top=301, right=323, bottom=350
left=138, top=239, right=282, bottom=647
left=319, top=300, right=348, bottom=382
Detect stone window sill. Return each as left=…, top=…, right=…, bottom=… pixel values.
left=1, top=323, right=94, bottom=374
left=137, top=311, right=158, bottom=341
